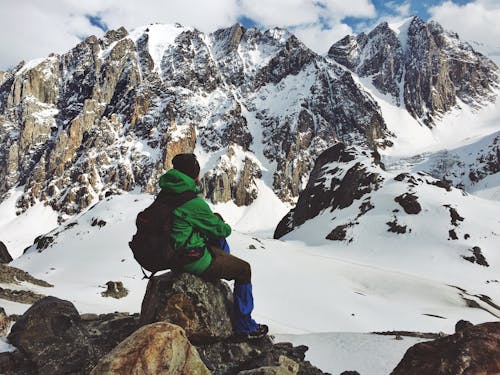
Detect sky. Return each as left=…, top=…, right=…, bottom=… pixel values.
left=0, top=0, right=499, bottom=70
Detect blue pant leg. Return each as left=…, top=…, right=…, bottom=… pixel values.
left=233, top=282, right=259, bottom=334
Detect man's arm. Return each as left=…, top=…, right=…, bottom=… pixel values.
left=177, top=197, right=232, bottom=239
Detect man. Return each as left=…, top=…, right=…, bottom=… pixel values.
left=159, top=153, right=268, bottom=340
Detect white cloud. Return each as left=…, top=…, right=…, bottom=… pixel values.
left=293, top=23, right=353, bottom=54
left=0, top=0, right=380, bottom=69
left=429, top=0, right=500, bottom=64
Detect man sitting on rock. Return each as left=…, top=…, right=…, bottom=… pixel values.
left=159, top=153, right=268, bottom=340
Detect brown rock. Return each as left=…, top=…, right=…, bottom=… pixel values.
left=101, top=281, right=128, bottom=299
left=0, top=307, right=9, bottom=336
left=391, top=321, right=500, bottom=375
left=0, top=241, right=12, bottom=263
left=90, top=322, right=211, bottom=375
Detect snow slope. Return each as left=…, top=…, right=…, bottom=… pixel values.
left=0, top=190, right=497, bottom=372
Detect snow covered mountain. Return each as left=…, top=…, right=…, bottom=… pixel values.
left=0, top=17, right=497, bottom=220
left=1, top=16, right=500, bottom=374
left=329, top=17, right=498, bottom=126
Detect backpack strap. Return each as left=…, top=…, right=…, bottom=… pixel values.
left=139, top=190, right=197, bottom=279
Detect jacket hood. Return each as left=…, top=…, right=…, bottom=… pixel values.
left=159, top=169, right=201, bottom=194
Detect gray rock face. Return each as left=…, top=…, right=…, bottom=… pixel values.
left=0, top=23, right=391, bottom=216
left=329, top=17, right=499, bottom=126
left=274, top=143, right=384, bottom=239
left=140, top=272, right=234, bottom=343
left=0, top=241, right=12, bottom=263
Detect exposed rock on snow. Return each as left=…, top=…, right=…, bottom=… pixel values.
left=90, top=322, right=211, bottom=375
left=391, top=320, right=500, bottom=374
left=0, top=288, right=46, bottom=304
left=101, top=281, right=128, bottom=299
left=394, top=193, right=421, bottom=214
left=0, top=263, right=52, bottom=287
left=0, top=241, right=12, bottom=263
left=274, top=143, right=384, bottom=239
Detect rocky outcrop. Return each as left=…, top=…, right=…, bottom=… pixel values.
left=329, top=17, right=499, bottom=126
left=3, top=298, right=140, bottom=375
left=0, top=22, right=392, bottom=216
left=0, top=263, right=52, bottom=287
left=90, top=322, right=211, bottom=375
left=7, top=297, right=99, bottom=375
left=0, top=241, right=12, bottom=263
left=101, top=281, right=128, bottom=299
left=274, top=143, right=384, bottom=238
left=1, top=276, right=327, bottom=374
left=202, top=148, right=262, bottom=206
left=140, top=272, right=234, bottom=343
left=391, top=320, right=500, bottom=374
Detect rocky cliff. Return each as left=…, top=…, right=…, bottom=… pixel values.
left=2, top=18, right=496, bottom=217
left=0, top=23, right=392, bottom=217
left=328, top=17, right=499, bottom=126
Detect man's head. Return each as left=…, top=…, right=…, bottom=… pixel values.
left=172, top=153, right=200, bottom=180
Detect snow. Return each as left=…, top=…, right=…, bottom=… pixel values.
left=0, top=188, right=59, bottom=258
left=129, top=24, right=192, bottom=75
left=275, top=332, right=429, bottom=375
left=0, top=337, right=15, bottom=353
left=15, top=58, right=45, bottom=76
left=388, top=17, right=413, bottom=51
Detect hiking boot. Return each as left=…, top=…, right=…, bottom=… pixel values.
left=233, top=324, right=269, bottom=341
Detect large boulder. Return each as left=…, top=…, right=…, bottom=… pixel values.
left=391, top=320, right=500, bottom=374
left=0, top=241, right=12, bottom=263
left=7, top=296, right=98, bottom=375
left=140, top=272, right=234, bottom=343
left=90, top=322, right=211, bottom=375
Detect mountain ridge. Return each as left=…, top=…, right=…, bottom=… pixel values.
left=0, top=17, right=497, bottom=220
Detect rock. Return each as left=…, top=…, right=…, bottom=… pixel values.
left=0, top=241, right=12, bottom=263
left=329, top=17, right=498, bottom=126
left=140, top=272, right=234, bottom=343
left=455, top=319, right=474, bottom=333
left=7, top=296, right=98, bottom=375
left=237, top=355, right=299, bottom=374
left=0, top=307, right=9, bottom=336
left=197, top=339, right=326, bottom=374
left=391, top=321, right=500, bottom=374
left=448, top=229, right=458, bottom=240
left=275, top=143, right=383, bottom=239
left=0, top=287, right=46, bottom=304
left=0, top=350, right=35, bottom=375
left=82, top=312, right=141, bottom=359
left=386, top=218, right=407, bottom=234
left=462, top=246, right=489, bottom=267
left=90, top=322, right=211, bottom=375
left=0, top=263, right=52, bottom=287
left=394, top=193, right=421, bottom=214
left=101, top=281, right=128, bottom=299
left=326, top=225, right=349, bottom=241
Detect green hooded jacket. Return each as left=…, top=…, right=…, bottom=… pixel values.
left=159, top=169, right=232, bottom=274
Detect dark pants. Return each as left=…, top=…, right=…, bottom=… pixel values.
left=201, top=246, right=252, bottom=285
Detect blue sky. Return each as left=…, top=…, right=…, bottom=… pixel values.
left=0, top=0, right=498, bottom=69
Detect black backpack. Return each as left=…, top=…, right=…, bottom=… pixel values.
left=129, top=190, right=196, bottom=278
